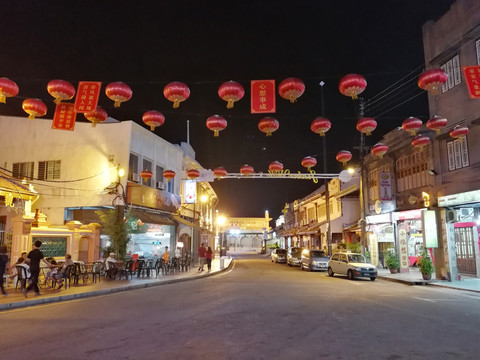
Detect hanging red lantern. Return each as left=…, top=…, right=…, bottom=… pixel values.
left=163, top=170, right=176, bottom=182
left=84, top=107, right=108, bottom=127
left=22, top=98, right=47, bottom=120
left=105, top=82, right=132, bottom=108
left=187, top=169, right=200, bottom=180
left=0, top=77, right=19, bottom=103
left=206, top=115, right=227, bottom=137
left=142, top=110, right=165, bottom=132
left=339, top=74, right=367, bottom=99
left=336, top=150, right=352, bottom=166
left=426, top=115, right=447, bottom=135
left=278, top=77, right=305, bottom=103
left=213, top=167, right=227, bottom=179
left=47, top=79, right=75, bottom=104
left=269, top=161, right=283, bottom=173
left=140, top=170, right=153, bottom=182
left=356, top=117, right=377, bottom=136
left=301, top=156, right=317, bottom=170
left=450, top=125, right=469, bottom=143
left=218, top=81, right=244, bottom=109
left=164, top=81, right=190, bottom=108
left=412, top=135, right=430, bottom=150
left=371, top=143, right=389, bottom=158
left=311, top=117, right=331, bottom=136
left=258, top=117, right=279, bottom=136
left=402, top=117, right=423, bottom=136
left=418, top=68, right=448, bottom=94
left=240, top=164, right=254, bottom=176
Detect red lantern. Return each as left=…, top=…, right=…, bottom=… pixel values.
left=206, top=115, right=227, bottom=137
left=84, top=107, right=108, bottom=127
left=269, top=161, right=283, bottom=173
left=356, top=117, right=377, bottom=136
left=336, top=150, right=352, bottom=166
left=164, top=81, right=190, bottom=108
left=47, top=79, right=75, bottom=104
left=213, top=167, right=227, bottom=179
left=163, top=170, right=176, bottom=182
left=339, top=74, right=367, bottom=99
left=412, top=135, right=430, bottom=150
left=450, top=125, right=469, bottom=143
left=278, top=77, right=305, bottom=103
left=140, top=170, right=153, bottom=182
left=218, top=81, right=244, bottom=109
left=240, top=164, right=254, bottom=176
left=258, top=117, right=279, bottom=136
left=187, top=169, right=200, bottom=180
left=311, top=117, right=331, bottom=136
left=402, top=117, right=423, bottom=136
left=371, top=143, right=389, bottom=158
left=418, top=68, right=447, bottom=94
left=301, top=156, right=317, bottom=170
left=105, top=82, right=132, bottom=108
left=0, top=77, right=19, bottom=103
left=22, top=98, right=47, bottom=120
left=142, top=110, right=165, bottom=132
left=426, top=115, right=447, bottom=135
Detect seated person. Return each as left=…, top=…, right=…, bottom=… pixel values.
left=54, top=254, right=74, bottom=289
left=9, top=256, right=31, bottom=286
left=105, top=252, right=118, bottom=279
left=45, top=259, right=58, bottom=285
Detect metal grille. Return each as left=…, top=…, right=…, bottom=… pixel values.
left=454, top=226, right=477, bottom=275
left=32, top=236, right=67, bottom=258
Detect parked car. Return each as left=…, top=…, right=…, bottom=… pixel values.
left=327, top=252, right=377, bottom=281
left=300, top=249, right=330, bottom=271
left=287, top=247, right=304, bottom=267
left=271, top=248, right=287, bottom=263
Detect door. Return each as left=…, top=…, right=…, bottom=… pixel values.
left=454, top=226, right=477, bottom=275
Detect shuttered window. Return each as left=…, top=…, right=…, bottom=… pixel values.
left=12, top=162, right=34, bottom=179
left=453, top=55, right=461, bottom=85
left=447, top=139, right=469, bottom=171
left=38, top=160, right=61, bottom=180
left=441, top=54, right=461, bottom=92
left=441, top=64, right=448, bottom=93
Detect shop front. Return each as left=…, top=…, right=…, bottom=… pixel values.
left=366, top=213, right=394, bottom=268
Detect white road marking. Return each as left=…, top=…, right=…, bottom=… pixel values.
left=413, top=296, right=436, bottom=303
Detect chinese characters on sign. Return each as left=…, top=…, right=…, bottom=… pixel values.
left=379, top=172, right=392, bottom=201
left=52, top=103, right=76, bottom=131
left=462, top=66, right=480, bottom=99
left=251, top=80, right=276, bottom=114
left=74, top=81, right=102, bottom=112
left=398, top=227, right=409, bottom=270
left=369, top=233, right=379, bottom=267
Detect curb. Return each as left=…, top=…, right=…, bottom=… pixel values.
left=378, top=275, right=480, bottom=293
left=0, top=259, right=235, bottom=312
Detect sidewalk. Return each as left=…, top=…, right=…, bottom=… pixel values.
left=377, top=267, right=480, bottom=293
left=0, top=257, right=233, bottom=312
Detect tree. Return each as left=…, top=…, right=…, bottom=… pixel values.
left=96, top=209, right=130, bottom=260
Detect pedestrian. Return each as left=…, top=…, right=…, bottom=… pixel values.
left=206, top=246, right=213, bottom=272
left=24, top=240, right=50, bottom=297
left=198, top=243, right=206, bottom=272
left=0, top=245, right=10, bottom=296
left=162, top=246, right=170, bottom=263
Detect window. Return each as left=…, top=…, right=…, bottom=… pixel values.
left=447, top=138, right=469, bottom=171
left=38, top=160, right=61, bottom=180
left=142, top=159, right=153, bottom=187
left=476, top=39, right=480, bottom=65
left=442, top=54, right=461, bottom=92
left=156, top=164, right=164, bottom=189
left=12, top=162, right=34, bottom=179
left=167, top=178, right=174, bottom=193
left=395, top=148, right=430, bottom=191
left=128, top=153, right=139, bottom=181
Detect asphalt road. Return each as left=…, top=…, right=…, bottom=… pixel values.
left=2, top=254, right=480, bottom=360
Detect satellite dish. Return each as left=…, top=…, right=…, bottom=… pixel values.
left=339, top=170, right=352, bottom=183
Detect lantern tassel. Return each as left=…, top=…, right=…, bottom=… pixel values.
left=214, top=130, right=219, bottom=137
left=289, top=97, right=296, bottom=103
left=0, top=95, right=5, bottom=103
left=458, top=137, right=464, bottom=143
left=320, top=132, right=325, bottom=137
left=435, top=129, right=440, bottom=135
left=114, top=100, right=121, bottom=108
left=173, top=99, right=180, bottom=108
left=266, top=131, right=272, bottom=137
left=54, top=98, right=62, bottom=105
left=28, top=114, right=35, bottom=120
left=149, top=125, right=155, bottom=131
left=91, top=121, right=97, bottom=128
left=409, top=130, right=416, bottom=136
left=227, top=99, right=234, bottom=109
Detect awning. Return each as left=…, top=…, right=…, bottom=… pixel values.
left=129, top=208, right=175, bottom=226
left=172, top=214, right=199, bottom=228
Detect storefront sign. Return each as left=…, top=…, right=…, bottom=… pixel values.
left=52, top=103, right=76, bottom=131
left=393, top=209, right=424, bottom=221
left=379, top=172, right=392, bottom=200
left=251, top=80, right=276, bottom=113
left=183, top=179, right=197, bottom=204
left=422, top=210, right=438, bottom=248
left=366, top=213, right=392, bottom=224
left=462, top=66, right=480, bottom=99
left=126, top=182, right=181, bottom=212
left=328, top=178, right=341, bottom=196
left=74, top=81, right=102, bottom=113
left=369, top=233, right=379, bottom=267
left=438, top=189, right=480, bottom=207
left=398, top=227, right=409, bottom=270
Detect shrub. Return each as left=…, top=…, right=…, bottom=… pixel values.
left=384, top=248, right=399, bottom=269
left=418, top=248, right=434, bottom=275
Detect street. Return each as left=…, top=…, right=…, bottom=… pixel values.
left=2, top=254, right=480, bottom=359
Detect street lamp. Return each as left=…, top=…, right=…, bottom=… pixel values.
left=216, top=215, right=227, bottom=256
left=320, top=81, right=331, bottom=255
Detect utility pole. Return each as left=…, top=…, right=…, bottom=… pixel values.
left=320, top=81, right=331, bottom=255
left=358, top=98, right=367, bottom=254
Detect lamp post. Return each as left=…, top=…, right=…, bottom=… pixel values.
left=320, top=81, right=331, bottom=255
left=358, top=99, right=367, bottom=253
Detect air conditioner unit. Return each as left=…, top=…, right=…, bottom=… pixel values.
left=132, top=173, right=140, bottom=182
left=460, top=208, right=474, bottom=217
left=156, top=181, right=165, bottom=190
left=446, top=209, right=457, bottom=223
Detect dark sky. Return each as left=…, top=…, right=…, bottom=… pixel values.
left=1, top=0, right=455, bottom=221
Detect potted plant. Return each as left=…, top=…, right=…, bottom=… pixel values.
left=418, top=248, right=434, bottom=280
left=384, top=248, right=399, bottom=273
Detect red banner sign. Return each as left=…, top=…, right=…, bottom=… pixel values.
left=74, top=81, right=102, bottom=112
left=251, top=80, right=276, bottom=114
left=52, top=103, right=77, bottom=131
left=462, top=66, right=480, bottom=99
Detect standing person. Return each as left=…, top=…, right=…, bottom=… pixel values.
left=24, top=240, right=50, bottom=297
left=162, top=246, right=170, bottom=263
left=0, top=245, right=10, bottom=296
left=205, top=246, right=213, bottom=272
left=198, top=243, right=206, bottom=272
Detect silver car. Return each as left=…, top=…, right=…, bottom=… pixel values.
left=300, top=249, right=329, bottom=271
left=287, top=247, right=304, bottom=267
left=328, top=252, right=377, bottom=281
left=271, top=248, right=287, bottom=263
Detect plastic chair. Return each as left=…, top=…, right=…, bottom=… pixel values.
left=92, top=261, right=104, bottom=283
left=15, top=265, right=31, bottom=290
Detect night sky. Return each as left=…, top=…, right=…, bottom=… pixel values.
left=1, top=0, right=455, bottom=221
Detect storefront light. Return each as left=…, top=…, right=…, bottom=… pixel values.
left=118, top=168, right=125, bottom=177
left=201, top=194, right=208, bottom=203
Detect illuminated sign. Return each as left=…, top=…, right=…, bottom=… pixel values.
left=379, top=172, right=392, bottom=200
left=267, top=169, right=319, bottom=183
left=184, top=179, right=197, bottom=204
left=422, top=210, right=438, bottom=248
